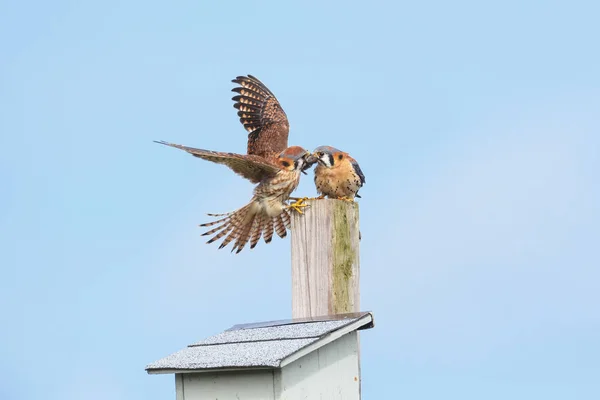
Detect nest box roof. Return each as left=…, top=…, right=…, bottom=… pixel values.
left=146, top=311, right=374, bottom=374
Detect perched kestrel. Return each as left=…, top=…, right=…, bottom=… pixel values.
left=156, top=141, right=312, bottom=253
left=312, top=146, right=366, bottom=200
left=231, top=75, right=290, bottom=161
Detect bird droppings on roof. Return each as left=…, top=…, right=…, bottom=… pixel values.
left=145, top=311, right=374, bottom=373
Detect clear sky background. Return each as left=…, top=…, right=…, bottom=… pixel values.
left=1, top=1, right=599, bottom=399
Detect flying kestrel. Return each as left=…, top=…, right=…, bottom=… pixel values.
left=155, top=75, right=314, bottom=253
left=312, top=146, right=366, bottom=201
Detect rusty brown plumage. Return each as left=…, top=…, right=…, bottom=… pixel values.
left=232, top=75, right=290, bottom=161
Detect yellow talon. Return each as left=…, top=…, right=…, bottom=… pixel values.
left=286, top=197, right=310, bottom=214
left=289, top=196, right=319, bottom=201
left=336, top=196, right=354, bottom=203
left=288, top=194, right=325, bottom=201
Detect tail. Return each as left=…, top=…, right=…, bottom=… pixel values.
left=200, top=202, right=291, bottom=254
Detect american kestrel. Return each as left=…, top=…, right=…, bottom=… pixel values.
left=156, top=141, right=312, bottom=253
left=155, top=75, right=315, bottom=252
left=312, top=146, right=366, bottom=200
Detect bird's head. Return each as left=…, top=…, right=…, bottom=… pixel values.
left=277, top=146, right=313, bottom=172
left=313, top=145, right=346, bottom=168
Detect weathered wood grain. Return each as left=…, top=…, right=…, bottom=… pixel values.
left=290, top=199, right=360, bottom=318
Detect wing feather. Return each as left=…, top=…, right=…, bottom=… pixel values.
left=155, top=140, right=280, bottom=183
left=350, top=159, right=366, bottom=185
left=231, top=75, right=290, bottom=159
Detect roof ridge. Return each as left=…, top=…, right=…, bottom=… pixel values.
left=188, top=336, right=321, bottom=348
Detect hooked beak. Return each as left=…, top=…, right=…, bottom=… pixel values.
left=301, top=151, right=318, bottom=174
left=311, top=151, right=327, bottom=167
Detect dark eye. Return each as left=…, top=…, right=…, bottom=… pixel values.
left=338, top=154, right=343, bottom=160
left=281, top=161, right=290, bottom=167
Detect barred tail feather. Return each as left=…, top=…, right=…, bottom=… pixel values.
left=218, top=206, right=254, bottom=250
left=200, top=214, right=231, bottom=228
left=281, top=209, right=291, bottom=229
left=200, top=200, right=293, bottom=253
left=273, top=214, right=287, bottom=239
left=230, top=212, right=256, bottom=253
left=263, top=218, right=274, bottom=244
left=202, top=223, right=230, bottom=238
left=205, top=224, right=234, bottom=244
left=199, top=204, right=251, bottom=247
left=249, top=213, right=264, bottom=249
left=205, top=211, right=235, bottom=218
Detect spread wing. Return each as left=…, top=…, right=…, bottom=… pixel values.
left=231, top=75, right=290, bottom=160
left=155, top=141, right=280, bottom=183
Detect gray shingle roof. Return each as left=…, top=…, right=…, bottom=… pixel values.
left=146, top=312, right=374, bottom=373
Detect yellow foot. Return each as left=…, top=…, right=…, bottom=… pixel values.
left=336, top=196, right=355, bottom=203
left=288, top=196, right=319, bottom=201
left=288, top=195, right=327, bottom=203
left=286, top=197, right=311, bottom=214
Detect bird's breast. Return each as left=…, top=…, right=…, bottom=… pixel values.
left=255, top=170, right=300, bottom=198
left=315, top=163, right=348, bottom=183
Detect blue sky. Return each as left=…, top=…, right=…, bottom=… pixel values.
left=1, top=1, right=599, bottom=399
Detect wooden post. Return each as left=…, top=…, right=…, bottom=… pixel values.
left=291, top=199, right=360, bottom=318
